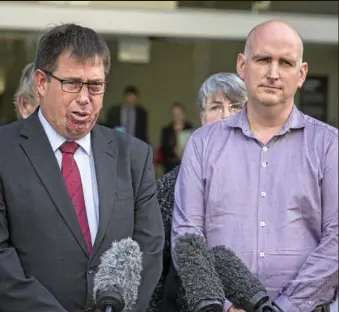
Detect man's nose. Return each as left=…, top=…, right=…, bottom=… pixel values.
left=267, top=63, right=279, bottom=80
left=76, top=85, right=91, bottom=105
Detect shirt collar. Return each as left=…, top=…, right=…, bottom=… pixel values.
left=38, top=108, right=92, bottom=156
left=226, top=103, right=306, bottom=135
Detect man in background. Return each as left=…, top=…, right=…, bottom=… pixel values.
left=13, top=62, right=39, bottom=119
left=105, top=85, right=149, bottom=143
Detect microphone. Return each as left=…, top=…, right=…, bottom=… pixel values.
left=212, top=246, right=284, bottom=312
left=93, top=237, right=142, bottom=312
left=174, top=233, right=225, bottom=312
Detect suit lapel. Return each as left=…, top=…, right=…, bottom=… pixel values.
left=20, top=112, right=88, bottom=256
left=91, top=126, right=117, bottom=256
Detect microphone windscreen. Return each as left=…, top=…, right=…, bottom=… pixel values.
left=212, top=246, right=266, bottom=309
left=93, top=237, right=142, bottom=310
left=174, top=233, right=225, bottom=312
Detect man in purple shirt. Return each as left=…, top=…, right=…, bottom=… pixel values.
left=171, top=19, right=338, bottom=312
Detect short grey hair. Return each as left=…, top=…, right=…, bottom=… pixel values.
left=196, top=72, right=247, bottom=111
left=13, top=62, right=37, bottom=112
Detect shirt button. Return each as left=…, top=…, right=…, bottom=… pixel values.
left=260, top=221, right=266, bottom=227
left=260, top=252, right=265, bottom=258
left=263, top=146, right=268, bottom=151
left=262, top=162, right=267, bottom=168
left=261, top=192, right=266, bottom=197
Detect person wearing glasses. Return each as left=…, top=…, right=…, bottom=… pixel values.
left=148, top=72, right=247, bottom=312
left=13, top=62, right=39, bottom=119
left=0, top=23, right=164, bottom=312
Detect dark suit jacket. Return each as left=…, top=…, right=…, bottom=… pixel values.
left=104, top=105, right=149, bottom=144
left=0, top=110, right=164, bottom=312
left=147, top=166, right=189, bottom=312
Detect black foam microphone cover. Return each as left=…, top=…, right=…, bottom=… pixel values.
left=212, top=246, right=283, bottom=312
left=174, top=233, right=225, bottom=312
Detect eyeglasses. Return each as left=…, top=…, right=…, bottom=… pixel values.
left=43, top=70, right=107, bottom=95
left=204, top=102, right=244, bottom=116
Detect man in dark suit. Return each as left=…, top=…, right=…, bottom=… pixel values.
left=0, top=23, right=164, bottom=312
left=104, top=85, right=149, bottom=143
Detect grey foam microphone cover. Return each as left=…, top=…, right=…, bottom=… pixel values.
left=93, top=237, right=142, bottom=311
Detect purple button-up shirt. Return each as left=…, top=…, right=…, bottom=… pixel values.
left=171, top=105, right=338, bottom=312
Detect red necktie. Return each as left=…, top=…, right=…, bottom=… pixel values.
left=59, top=141, right=92, bottom=254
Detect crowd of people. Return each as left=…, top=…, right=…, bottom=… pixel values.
left=1, top=18, right=337, bottom=312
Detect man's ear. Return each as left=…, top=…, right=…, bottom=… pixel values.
left=35, top=69, right=49, bottom=97
left=236, top=53, right=246, bottom=80
left=297, top=62, right=308, bottom=89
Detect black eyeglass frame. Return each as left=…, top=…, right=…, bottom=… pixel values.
left=43, top=70, right=108, bottom=95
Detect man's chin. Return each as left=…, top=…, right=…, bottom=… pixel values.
left=256, top=95, right=281, bottom=107
left=65, top=123, right=94, bottom=140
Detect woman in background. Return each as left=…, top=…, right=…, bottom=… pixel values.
left=148, top=72, right=248, bottom=312
left=159, top=101, right=194, bottom=173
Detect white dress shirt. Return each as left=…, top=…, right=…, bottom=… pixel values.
left=38, top=109, right=99, bottom=244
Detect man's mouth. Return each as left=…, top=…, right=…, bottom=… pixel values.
left=70, top=111, right=91, bottom=122
left=72, top=111, right=90, bottom=117
left=261, top=85, right=281, bottom=90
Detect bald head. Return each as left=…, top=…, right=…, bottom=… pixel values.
left=244, top=20, right=304, bottom=62
left=236, top=19, right=308, bottom=112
